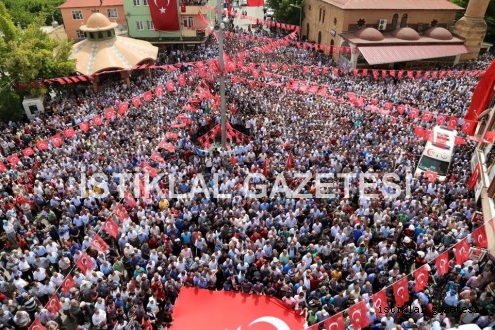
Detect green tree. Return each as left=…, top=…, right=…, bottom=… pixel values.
left=266, top=0, right=304, bottom=27
left=449, top=0, right=495, bottom=43
left=3, top=0, right=65, bottom=28
left=0, top=2, right=76, bottom=121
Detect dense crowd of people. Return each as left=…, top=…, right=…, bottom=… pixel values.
left=0, top=31, right=493, bottom=330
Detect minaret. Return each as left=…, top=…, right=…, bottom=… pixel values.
left=453, top=0, right=490, bottom=61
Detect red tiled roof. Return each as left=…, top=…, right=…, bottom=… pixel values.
left=358, top=44, right=470, bottom=65
left=58, top=0, right=123, bottom=9
left=322, top=0, right=462, bottom=10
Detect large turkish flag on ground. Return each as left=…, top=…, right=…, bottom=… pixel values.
left=149, top=0, right=180, bottom=31
left=172, top=288, right=304, bottom=330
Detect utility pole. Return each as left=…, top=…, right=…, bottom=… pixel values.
left=217, top=0, right=227, bottom=148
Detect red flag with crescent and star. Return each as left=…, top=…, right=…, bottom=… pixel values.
left=472, top=225, right=488, bottom=248
left=113, top=203, right=128, bottom=221
left=46, top=294, right=62, bottom=314
left=103, top=218, right=119, bottom=238
left=61, top=274, right=75, bottom=294
left=36, top=140, right=49, bottom=150
left=76, top=253, right=94, bottom=274
left=393, top=277, right=409, bottom=307
left=371, top=290, right=389, bottom=317
left=22, top=147, right=35, bottom=157
left=456, top=238, right=470, bottom=265
left=424, top=170, right=438, bottom=183
left=436, top=251, right=449, bottom=276
left=149, top=0, right=180, bottom=31
left=29, top=318, right=46, bottom=330
left=348, top=300, right=370, bottom=330
left=324, top=312, right=345, bottom=330
left=171, top=287, right=304, bottom=330
left=51, top=134, right=64, bottom=148
left=414, top=266, right=429, bottom=292
left=124, top=190, right=137, bottom=208
left=90, top=234, right=109, bottom=253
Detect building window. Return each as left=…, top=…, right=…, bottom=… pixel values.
left=400, top=14, right=408, bottom=28
left=182, top=16, right=193, bottom=28
left=133, top=0, right=141, bottom=5
left=143, top=0, right=149, bottom=5
left=72, top=10, right=83, bottom=20
left=319, top=8, right=322, bottom=22
left=76, top=29, right=85, bottom=39
left=91, top=9, right=100, bottom=13
left=391, top=13, right=398, bottom=29
left=136, top=20, right=144, bottom=30
left=322, top=10, right=325, bottom=23
left=147, top=20, right=154, bottom=30
left=107, top=8, right=118, bottom=18
left=98, top=32, right=104, bottom=38
left=107, top=30, right=112, bottom=37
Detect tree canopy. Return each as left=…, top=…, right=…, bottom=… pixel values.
left=3, top=0, right=65, bottom=28
left=0, top=2, right=75, bottom=121
left=265, top=0, right=304, bottom=28
left=449, top=0, right=495, bottom=44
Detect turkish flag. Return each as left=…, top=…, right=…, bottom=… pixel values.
left=462, top=120, right=477, bottom=135
left=141, top=162, right=158, bottom=177
left=149, top=0, right=180, bottom=31
left=371, top=290, right=389, bottom=317
left=132, top=96, right=142, bottom=107
left=79, top=121, right=90, bottom=132
left=90, top=234, right=109, bottom=253
left=150, top=151, right=165, bottom=164
left=0, top=163, right=6, bottom=172
left=166, top=132, right=179, bottom=140
left=155, top=85, right=164, bottom=98
left=113, top=203, right=128, bottom=221
left=348, top=300, right=370, bottom=330
left=468, top=164, right=481, bottom=191
left=455, top=136, right=467, bottom=145
left=414, top=266, right=429, bottom=292
left=456, top=238, right=470, bottom=265
left=143, top=91, right=153, bottom=102
left=414, top=126, right=425, bottom=139
left=46, top=294, right=62, bottom=314
left=436, top=251, right=449, bottom=276
left=36, top=140, right=49, bottom=150
left=158, top=141, right=176, bottom=152
left=105, top=108, right=116, bottom=120
left=422, top=112, right=433, bottom=122
left=424, top=170, right=438, bottom=182
left=472, top=225, right=488, bottom=248
left=118, top=102, right=129, bottom=115
left=64, top=127, right=76, bottom=138
left=124, top=190, right=137, bottom=208
left=103, top=218, right=119, bottom=238
left=172, top=288, right=304, bottom=330
left=263, top=159, right=269, bottom=176
left=396, top=104, right=405, bottom=114
left=16, top=196, right=29, bottom=204
left=22, top=147, right=35, bottom=157
left=324, top=312, right=345, bottom=330
left=166, top=80, right=175, bottom=92
left=447, top=117, right=458, bottom=129
left=384, top=101, right=393, bottom=110
left=286, top=152, right=295, bottom=169
left=76, top=253, right=94, bottom=274
left=436, top=113, right=447, bottom=125
left=6, top=155, right=20, bottom=165
left=92, top=115, right=103, bottom=126
left=61, top=274, right=75, bottom=295
left=29, top=318, right=46, bottom=330
left=51, top=134, right=63, bottom=148
left=408, top=108, right=419, bottom=119
left=393, top=277, right=409, bottom=307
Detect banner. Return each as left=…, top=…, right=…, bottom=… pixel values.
left=149, top=0, right=180, bottom=31
left=172, top=288, right=304, bottom=330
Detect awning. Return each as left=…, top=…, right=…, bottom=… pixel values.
left=358, top=44, right=470, bottom=65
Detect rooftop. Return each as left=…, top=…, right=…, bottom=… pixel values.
left=321, top=0, right=462, bottom=10
left=58, top=0, right=123, bottom=9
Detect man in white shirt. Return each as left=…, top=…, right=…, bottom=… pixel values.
left=92, top=308, right=107, bottom=327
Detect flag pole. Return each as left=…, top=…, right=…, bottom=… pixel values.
left=217, top=0, right=227, bottom=149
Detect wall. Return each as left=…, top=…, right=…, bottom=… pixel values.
left=61, top=6, right=127, bottom=40
left=123, top=0, right=216, bottom=41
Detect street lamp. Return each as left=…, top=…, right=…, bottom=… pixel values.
left=290, top=4, right=302, bottom=42
left=216, top=0, right=227, bottom=149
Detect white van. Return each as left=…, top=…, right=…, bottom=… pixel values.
left=414, top=126, right=457, bottom=182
